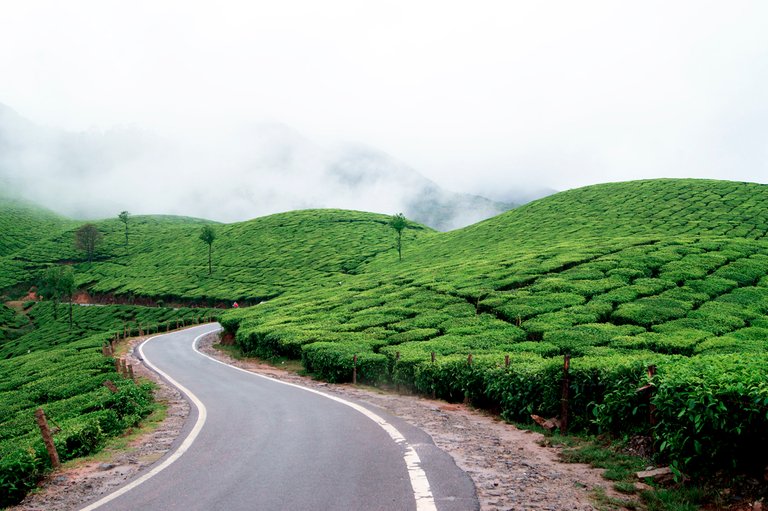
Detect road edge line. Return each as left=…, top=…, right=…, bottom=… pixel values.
left=192, top=330, right=437, bottom=511
left=78, top=326, right=215, bottom=511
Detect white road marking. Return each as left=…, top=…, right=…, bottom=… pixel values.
left=191, top=331, right=438, bottom=511
left=78, top=326, right=215, bottom=511
left=80, top=324, right=437, bottom=511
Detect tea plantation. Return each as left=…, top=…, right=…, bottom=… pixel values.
left=0, top=209, right=433, bottom=302
left=0, top=302, right=219, bottom=506
left=1, top=178, right=767, bottom=504
left=221, top=179, right=768, bottom=477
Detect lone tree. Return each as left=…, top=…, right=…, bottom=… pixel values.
left=40, top=266, right=75, bottom=326
left=199, top=225, right=216, bottom=275
left=74, top=223, right=103, bottom=262
left=60, top=267, right=76, bottom=329
left=389, top=213, right=408, bottom=261
left=118, top=211, right=130, bottom=248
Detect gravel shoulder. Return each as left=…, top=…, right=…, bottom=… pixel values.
left=10, top=330, right=625, bottom=511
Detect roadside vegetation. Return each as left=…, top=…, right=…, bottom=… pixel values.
left=1, top=178, right=767, bottom=508
left=0, top=302, right=219, bottom=506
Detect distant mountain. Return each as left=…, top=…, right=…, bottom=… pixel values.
left=0, top=102, right=519, bottom=230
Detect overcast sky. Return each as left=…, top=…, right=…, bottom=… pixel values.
left=1, top=1, right=767, bottom=201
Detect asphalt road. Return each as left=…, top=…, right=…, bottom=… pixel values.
left=79, top=324, right=478, bottom=511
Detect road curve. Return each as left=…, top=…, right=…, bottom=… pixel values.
left=79, top=324, right=478, bottom=511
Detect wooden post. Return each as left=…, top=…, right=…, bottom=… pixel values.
left=560, top=354, right=571, bottom=434
left=103, top=380, right=119, bottom=393
left=431, top=351, right=436, bottom=398
left=128, top=364, right=135, bottom=381
left=352, top=354, right=358, bottom=385
left=647, top=365, right=657, bottom=426
left=35, top=408, right=60, bottom=469
left=139, top=323, right=144, bottom=336
left=395, top=352, right=401, bottom=393
left=504, top=354, right=510, bottom=368
left=467, top=353, right=473, bottom=366
left=114, top=358, right=121, bottom=373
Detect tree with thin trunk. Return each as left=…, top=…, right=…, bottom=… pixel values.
left=389, top=213, right=408, bottom=261
left=74, top=223, right=103, bottom=262
left=40, top=266, right=75, bottom=325
left=118, top=211, right=130, bottom=248
left=41, top=266, right=64, bottom=320
left=200, top=225, right=216, bottom=275
left=60, top=267, right=76, bottom=329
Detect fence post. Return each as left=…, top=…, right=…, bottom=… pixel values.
left=504, top=354, right=510, bottom=369
left=560, top=354, right=571, bottom=434
left=395, top=351, right=400, bottom=393
left=647, top=365, right=657, bottom=426
left=352, top=354, right=357, bottom=385
left=128, top=364, right=135, bottom=381
left=430, top=351, right=437, bottom=398
left=35, top=408, right=60, bottom=469
left=467, top=353, right=473, bottom=366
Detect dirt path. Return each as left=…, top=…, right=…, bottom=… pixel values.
left=10, top=331, right=626, bottom=511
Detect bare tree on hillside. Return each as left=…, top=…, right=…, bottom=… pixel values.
left=200, top=225, right=216, bottom=275
left=74, top=223, right=103, bottom=262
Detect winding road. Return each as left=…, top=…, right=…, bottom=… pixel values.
left=79, top=324, right=479, bottom=511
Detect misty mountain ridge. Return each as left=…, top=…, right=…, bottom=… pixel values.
left=0, top=102, right=526, bottom=230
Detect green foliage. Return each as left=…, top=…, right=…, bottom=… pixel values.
left=0, top=332, right=155, bottom=506
left=74, top=223, right=103, bottom=263
left=118, top=211, right=130, bottom=248
left=0, top=196, right=72, bottom=259
left=4, top=178, right=768, bottom=481
left=653, top=354, right=768, bottom=475
left=199, top=225, right=216, bottom=275
left=389, top=213, right=408, bottom=261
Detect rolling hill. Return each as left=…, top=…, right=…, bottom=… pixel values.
left=1, top=177, right=767, bottom=483
left=218, top=178, right=768, bottom=476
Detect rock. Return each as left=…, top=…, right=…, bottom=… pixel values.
left=636, top=466, right=673, bottom=483
left=531, top=414, right=560, bottom=432
left=98, top=463, right=115, bottom=471
left=635, top=482, right=653, bottom=492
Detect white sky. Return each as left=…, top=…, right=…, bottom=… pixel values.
left=1, top=0, right=767, bottom=198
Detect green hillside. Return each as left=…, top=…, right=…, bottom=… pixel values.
left=0, top=302, right=220, bottom=506
left=0, top=209, right=433, bottom=303
left=1, top=178, right=767, bottom=485
left=221, top=178, right=768, bottom=476
left=0, top=196, right=72, bottom=258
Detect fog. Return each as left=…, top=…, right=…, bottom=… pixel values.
left=1, top=1, right=767, bottom=227
left=0, top=106, right=511, bottom=229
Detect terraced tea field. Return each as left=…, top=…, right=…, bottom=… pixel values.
left=221, top=179, right=768, bottom=476
left=0, top=209, right=432, bottom=303
left=1, top=178, right=767, bottom=498
left=0, top=302, right=220, bottom=506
